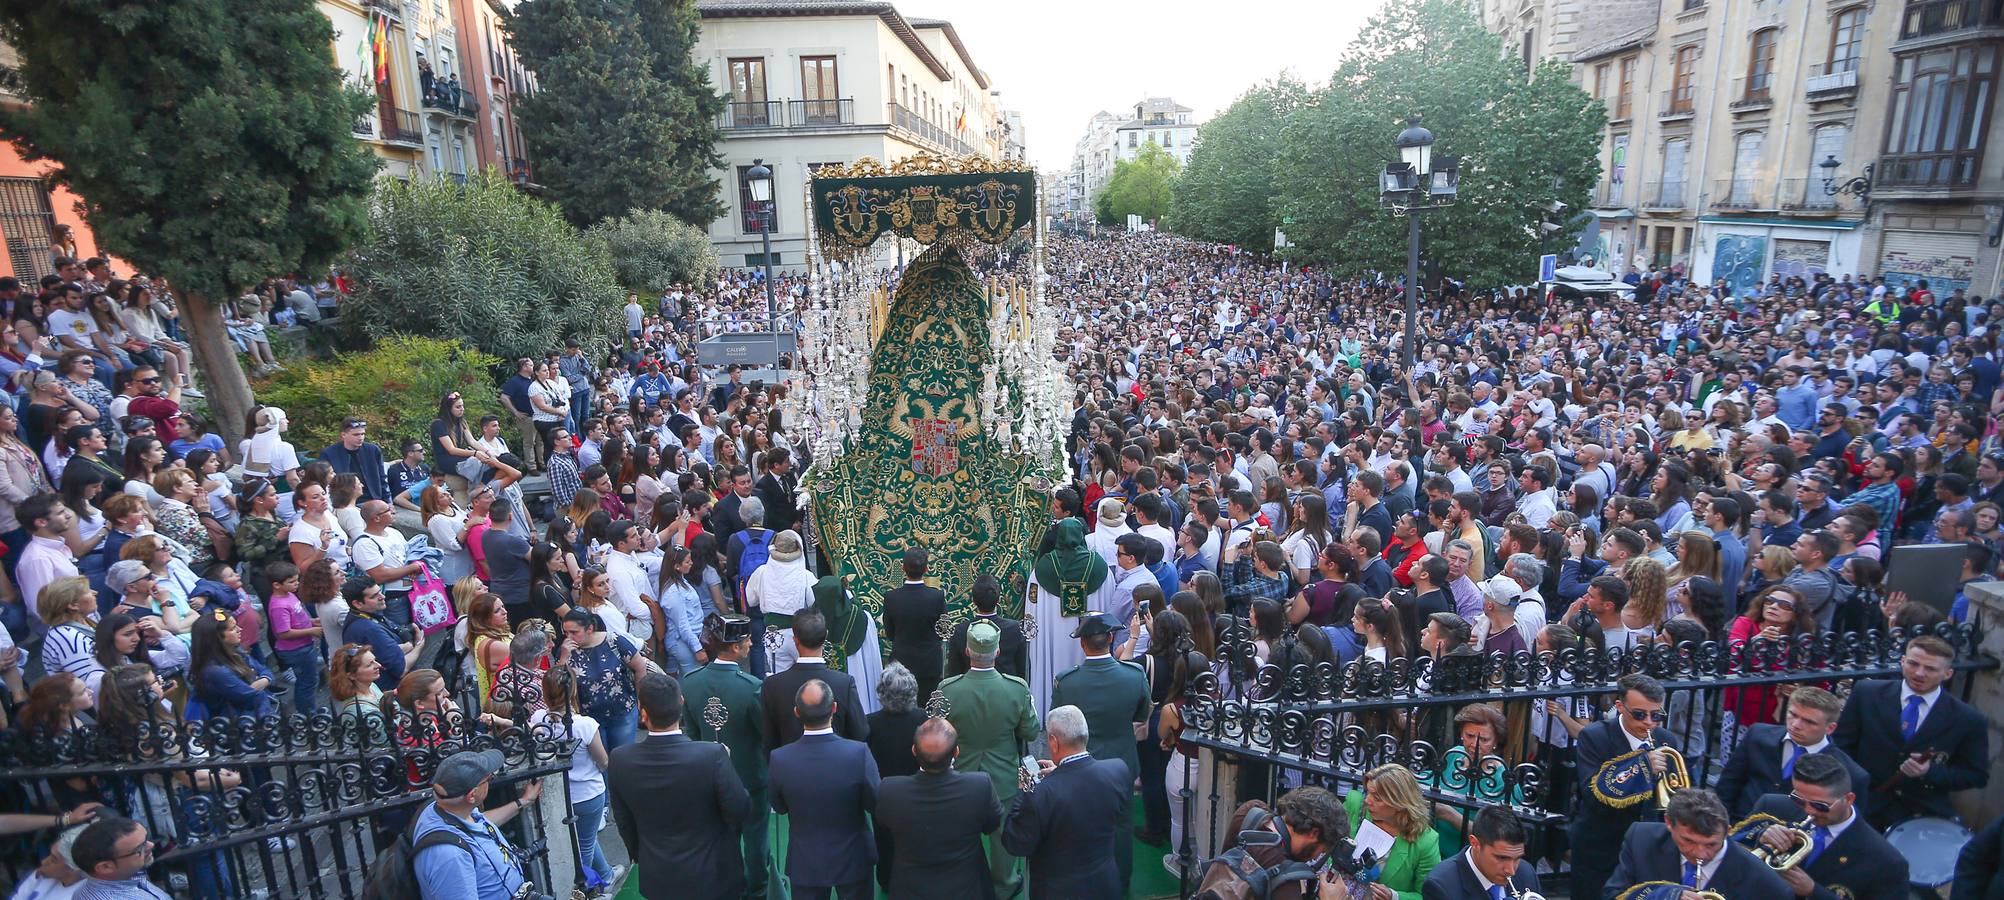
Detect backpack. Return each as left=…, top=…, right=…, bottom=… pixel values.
left=733, top=529, right=774, bottom=612
left=1193, top=805, right=1324, bottom=900
left=358, top=804, right=471, bottom=900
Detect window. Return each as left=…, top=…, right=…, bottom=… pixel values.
left=1522, top=29, right=1535, bottom=72
left=1653, top=226, right=1676, bottom=267
left=1128, top=131, right=1137, bottom=148
left=1882, top=44, right=1997, bottom=187
left=1594, top=63, right=1610, bottom=100
left=1683, top=0, right=1705, bottom=9
left=1829, top=8, right=1864, bottom=74
left=1671, top=45, right=1700, bottom=112
left=737, top=164, right=774, bottom=234
left=1746, top=29, right=1778, bottom=98
left=800, top=56, right=838, bottom=123
left=1617, top=57, right=1636, bottom=119
left=1163, top=130, right=1173, bottom=148
left=728, top=58, right=768, bottom=126
left=1660, top=138, right=1689, bottom=205
left=0, top=177, right=56, bottom=282
left=1730, top=132, right=1763, bottom=204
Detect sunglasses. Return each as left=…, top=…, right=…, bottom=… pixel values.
left=139, top=376, right=161, bottom=384
left=1789, top=792, right=1836, bottom=813
left=1768, top=597, right=1796, bottom=611
left=1625, top=708, right=1669, bottom=723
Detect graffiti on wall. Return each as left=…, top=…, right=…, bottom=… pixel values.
left=1881, top=246, right=1976, bottom=295
left=1712, top=233, right=1768, bottom=298
left=1771, top=239, right=1830, bottom=282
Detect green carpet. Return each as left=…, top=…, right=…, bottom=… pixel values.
left=612, top=796, right=1181, bottom=899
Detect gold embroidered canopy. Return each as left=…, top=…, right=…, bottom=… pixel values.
left=810, top=152, right=1037, bottom=251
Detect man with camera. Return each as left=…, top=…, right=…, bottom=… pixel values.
left=1194, top=786, right=1353, bottom=900
left=413, top=749, right=544, bottom=900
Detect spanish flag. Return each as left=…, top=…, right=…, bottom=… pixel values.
left=955, top=107, right=966, bottom=132
left=371, top=14, right=390, bottom=85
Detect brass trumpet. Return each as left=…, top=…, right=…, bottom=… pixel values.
left=1506, top=881, right=1546, bottom=900
left=1731, top=811, right=1816, bottom=871
left=1652, top=745, right=1693, bottom=809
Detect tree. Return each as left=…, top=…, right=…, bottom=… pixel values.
left=1275, top=0, right=1603, bottom=289
left=507, top=0, right=725, bottom=227
left=591, top=208, right=720, bottom=294
left=1169, top=76, right=1310, bottom=250
left=1095, top=142, right=1181, bottom=226
left=0, top=0, right=380, bottom=447
left=341, top=172, right=624, bottom=362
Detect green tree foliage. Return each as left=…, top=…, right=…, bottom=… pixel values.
left=258, top=336, right=505, bottom=452
left=591, top=208, right=720, bottom=293
left=507, top=0, right=726, bottom=227
left=1094, top=142, right=1181, bottom=226
left=1274, top=0, right=1602, bottom=288
left=0, top=0, right=381, bottom=446
left=341, top=171, right=624, bottom=362
left=1169, top=76, right=1311, bottom=250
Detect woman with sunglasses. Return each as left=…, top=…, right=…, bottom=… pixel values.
left=1726, top=585, right=1820, bottom=728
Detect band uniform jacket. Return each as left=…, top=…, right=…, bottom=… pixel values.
left=768, top=731, right=880, bottom=889
left=947, top=613, right=1027, bottom=679
left=1953, top=811, right=2004, bottom=900
left=1420, top=849, right=1541, bottom=900
left=607, top=732, right=752, bottom=900
left=876, top=768, right=1003, bottom=900
left=760, top=659, right=869, bottom=752
left=1000, top=753, right=1131, bottom=900
left=1568, top=719, right=1676, bottom=900
left=882, top=582, right=948, bottom=692
left=1747, top=792, right=1906, bottom=900
left=1603, top=822, right=1789, bottom=900
left=680, top=659, right=768, bottom=791
left=1832, top=678, right=1988, bottom=820
left=1715, top=723, right=1872, bottom=819
left=1050, top=656, right=1151, bottom=780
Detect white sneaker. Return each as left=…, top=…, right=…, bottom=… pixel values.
left=1163, top=853, right=1184, bottom=877
left=181, top=384, right=205, bottom=398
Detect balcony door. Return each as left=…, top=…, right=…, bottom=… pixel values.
left=801, top=56, right=838, bottom=124
left=728, top=58, right=768, bottom=126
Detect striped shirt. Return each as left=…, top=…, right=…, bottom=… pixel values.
left=41, top=621, right=102, bottom=681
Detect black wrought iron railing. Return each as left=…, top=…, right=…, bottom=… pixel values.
left=1900, top=0, right=2004, bottom=39
left=720, top=100, right=783, bottom=129
left=382, top=106, right=423, bottom=145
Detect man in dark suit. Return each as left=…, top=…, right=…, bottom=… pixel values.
left=1001, top=704, right=1133, bottom=900
left=947, top=575, right=1026, bottom=679
left=1715, top=685, right=1871, bottom=819
left=1570, top=673, right=1678, bottom=900
left=1832, top=634, right=1989, bottom=829
left=755, top=447, right=799, bottom=535
left=769, top=678, right=880, bottom=900
left=607, top=672, right=752, bottom=900
left=1422, top=805, right=1541, bottom=900
left=1742, top=753, right=1907, bottom=900
left=761, top=608, right=869, bottom=750
left=877, top=717, right=1003, bottom=899
left=708, top=465, right=756, bottom=547
left=1605, top=788, right=1788, bottom=900
left=882, top=548, right=947, bottom=701
left=1050, top=611, right=1151, bottom=889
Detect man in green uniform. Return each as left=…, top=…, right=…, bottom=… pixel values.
left=1051, top=611, right=1150, bottom=892
left=681, top=613, right=771, bottom=900
left=940, top=620, right=1039, bottom=900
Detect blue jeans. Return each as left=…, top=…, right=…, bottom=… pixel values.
left=574, top=790, right=613, bottom=885
left=599, top=708, right=638, bottom=752
left=274, top=644, right=324, bottom=716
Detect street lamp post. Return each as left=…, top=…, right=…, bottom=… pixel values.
left=747, top=158, right=777, bottom=328
left=1818, top=154, right=1873, bottom=203
left=1378, top=116, right=1459, bottom=371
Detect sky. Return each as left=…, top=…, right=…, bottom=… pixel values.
left=904, top=0, right=1392, bottom=170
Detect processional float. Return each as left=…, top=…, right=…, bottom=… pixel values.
left=788, top=152, right=1069, bottom=644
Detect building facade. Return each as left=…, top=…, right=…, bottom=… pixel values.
left=693, top=0, right=1003, bottom=270
left=321, top=0, right=428, bottom=179
left=449, top=0, right=536, bottom=185
left=1068, top=98, right=1201, bottom=219
left=1547, top=0, right=2002, bottom=298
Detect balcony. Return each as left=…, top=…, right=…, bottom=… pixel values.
left=380, top=107, right=422, bottom=146
left=1593, top=183, right=1626, bottom=207
left=1641, top=179, right=1688, bottom=210
left=719, top=100, right=783, bottom=129
left=362, top=0, right=402, bottom=17
left=788, top=98, right=854, bottom=126
left=1877, top=151, right=1983, bottom=190
left=887, top=103, right=979, bottom=157
left=1805, top=61, right=1861, bottom=99
left=1728, top=75, right=1775, bottom=113
left=1778, top=177, right=1840, bottom=211
left=351, top=116, right=374, bottom=139
left=1899, top=0, right=2004, bottom=41
left=1710, top=178, right=1766, bottom=209
left=420, top=83, right=478, bottom=120
left=1659, top=88, right=1696, bottom=120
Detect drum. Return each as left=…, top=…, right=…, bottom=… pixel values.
left=1886, top=816, right=1973, bottom=889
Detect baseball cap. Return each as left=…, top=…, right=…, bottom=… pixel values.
left=433, top=748, right=506, bottom=796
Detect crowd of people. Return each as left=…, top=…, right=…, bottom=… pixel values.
left=1, top=225, right=2002, bottom=900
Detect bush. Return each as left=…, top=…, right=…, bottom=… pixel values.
left=254, top=336, right=506, bottom=453
left=591, top=207, right=720, bottom=294
left=340, top=171, right=625, bottom=361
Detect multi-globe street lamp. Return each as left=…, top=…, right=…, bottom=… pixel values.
left=1378, top=116, right=1459, bottom=370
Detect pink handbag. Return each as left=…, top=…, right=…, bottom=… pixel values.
left=409, top=564, right=457, bottom=634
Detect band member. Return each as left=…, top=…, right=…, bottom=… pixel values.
left=1604, top=788, right=1787, bottom=900
left=1714, top=686, right=1870, bottom=819
left=1832, top=635, right=1989, bottom=829
left=1570, top=674, right=1677, bottom=900
left=1736, top=753, right=1906, bottom=900
left=1422, top=805, right=1540, bottom=900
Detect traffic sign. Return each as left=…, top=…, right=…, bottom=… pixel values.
left=1538, top=253, right=1558, bottom=283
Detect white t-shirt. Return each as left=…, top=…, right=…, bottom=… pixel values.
left=351, top=527, right=412, bottom=592
left=288, top=517, right=350, bottom=571
left=528, top=379, right=569, bottom=423
left=530, top=708, right=605, bottom=802
left=47, top=308, right=96, bottom=347
left=237, top=437, right=301, bottom=478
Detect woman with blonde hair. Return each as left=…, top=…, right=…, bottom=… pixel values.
left=36, top=576, right=104, bottom=680
left=466, top=592, right=512, bottom=705
left=1343, top=763, right=1441, bottom=900
left=1743, top=544, right=1796, bottom=606
left=1665, top=530, right=1722, bottom=618
left=1620, top=557, right=1669, bottom=641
